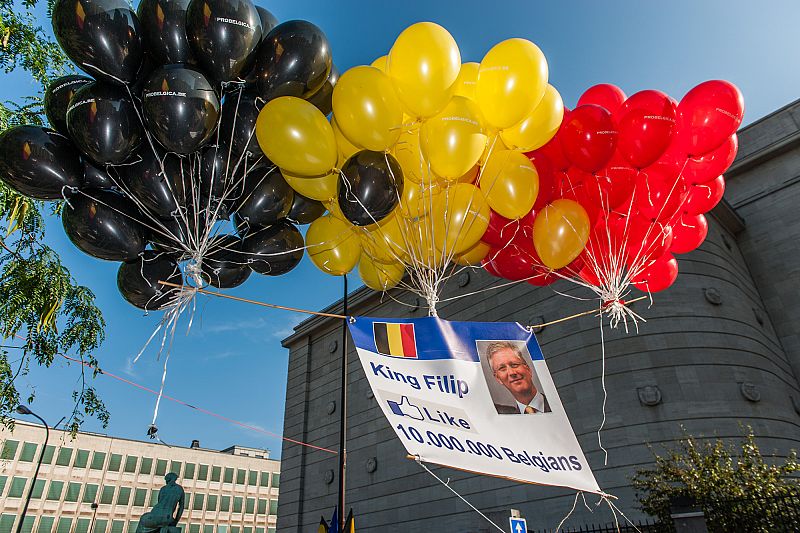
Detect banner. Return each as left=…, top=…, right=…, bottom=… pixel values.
left=349, top=316, right=600, bottom=494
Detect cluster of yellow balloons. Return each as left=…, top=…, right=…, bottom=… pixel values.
left=254, top=22, right=566, bottom=291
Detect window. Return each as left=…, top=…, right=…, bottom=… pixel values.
left=117, top=486, right=131, bottom=505
left=271, top=473, right=280, bottom=488
left=259, top=472, right=270, bottom=487
left=211, top=466, right=221, bottom=482
left=233, top=496, right=243, bottom=513
left=230, top=528, right=240, bottom=533
left=41, top=445, right=55, bottom=464
left=155, top=459, right=167, bottom=476
left=74, top=449, right=90, bottom=468
left=90, top=451, right=106, bottom=470
left=220, top=495, right=231, bottom=512
left=257, top=499, right=267, bottom=514
left=140, top=457, right=153, bottom=475
left=75, top=518, right=91, bottom=533
left=269, top=499, right=277, bottom=515
left=47, top=480, right=64, bottom=500
left=218, top=527, right=228, bottom=533
left=100, top=485, right=115, bottom=504
left=169, top=460, right=182, bottom=476
left=55, top=447, right=73, bottom=466
left=245, top=497, right=255, bottom=514
left=223, top=467, right=234, bottom=483
left=0, top=475, right=5, bottom=496
left=108, top=453, right=122, bottom=472
left=128, top=521, right=139, bottom=533
left=243, top=528, right=252, bottom=533
left=134, top=488, right=147, bottom=507
left=39, top=516, right=55, bottom=533
left=149, top=489, right=159, bottom=506
left=1, top=439, right=18, bottom=459
left=236, top=469, right=246, bottom=485
left=56, top=518, right=73, bottom=533
left=83, top=483, right=99, bottom=503
left=189, top=526, right=200, bottom=533
left=31, top=479, right=45, bottom=499
left=19, top=442, right=37, bottom=462
left=268, top=528, right=276, bottom=533
left=0, top=515, right=16, bottom=532
left=95, top=519, right=108, bottom=533
left=248, top=470, right=258, bottom=486
left=124, top=456, right=138, bottom=473
left=203, top=526, right=213, bottom=533
left=8, top=476, right=27, bottom=497
left=65, top=482, right=81, bottom=502
left=197, top=464, right=208, bottom=480
left=110, top=521, right=125, bottom=533
left=207, top=494, right=218, bottom=511
left=193, top=493, right=205, bottom=511
left=184, top=462, right=196, bottom=479
left=256, top=528, right=264, bottom=533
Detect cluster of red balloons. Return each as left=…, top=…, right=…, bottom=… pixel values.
left=480, top=80, right=743, bottom=294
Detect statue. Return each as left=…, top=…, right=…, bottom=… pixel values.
left=136, top=473, right=185, bottom=533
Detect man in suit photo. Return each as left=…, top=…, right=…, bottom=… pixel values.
left=485, top=340, right=551, bottom=415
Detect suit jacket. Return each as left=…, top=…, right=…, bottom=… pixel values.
left=494, top=394, right=550, bottom=414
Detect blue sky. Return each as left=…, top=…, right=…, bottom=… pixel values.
left=5, top=0, right=800, bottom=457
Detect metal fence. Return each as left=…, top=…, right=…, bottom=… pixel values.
left=533, top=518, right=666, bottom=533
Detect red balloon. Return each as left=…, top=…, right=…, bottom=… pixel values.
left=577, top=84, right=627, bottom=115
left=683, top=175, right=725, bottom=215
left=632, top=169, right=688, bottom=222
left=610, top=213, right=674, bottom=268
left=615, top=90, right=677, bottom=168
left=578, top=264, right=601, bottom=286
left=597, top=155, right=637, bottom=210
left=482, top=242, right=539, bottom=281
left=527, top=264, right=558, bottom=287
left=682, top=134, right=737, bottom=185
left=526, top=151, right=558, bottom=211
left=560, top=169, right=602, bottom=225
left=670, top=213, right=708, bottom=254
left=559, top=254, right=585, bottom=277
left=532, top=107, right=571, bottom=172
left=560, top=104, right=618, bottom=173
left=632, top=252, right=679, bottom=293
left=676, top=80, right=744, bottom=157
left=482, top=209, right=535, bottom=248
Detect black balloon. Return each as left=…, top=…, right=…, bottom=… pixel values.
left=253, top=20, right=332, bottom=101
left=186, top=0, right=262, bottom=83
left=236, top=166, right=293, bottom=227
left=44, top=75, right=94, bottom=136
left=338, top=150, right=404, bottom=226
left=142, top=65, right=220, bottom=154
left=217, top=91, right=265, bottom=164
left=256, top=6, right=278, bottom=38
left=201, top=235, right=251, bottom=288
left=150, top=214, right=204, bottom=258
left=117, top=250, right=183, bottom=309
left=242, top=220, right=303, bottom=275
left=306, top=64, right=338, bottom=116
left=83, top=160, right=116, bottom=189
left=137, top=0, right=195, bottom=65
left=52, top=0, right=143, bottom=84
left=287, top=192, right=325, bottom=225
left=66, top=82, right=143, bottom=164
left=119, top=150, right=185, bottom=217
left=62, top=189, right=147, bottom=261
left=0, top=126, right=83, bottom=199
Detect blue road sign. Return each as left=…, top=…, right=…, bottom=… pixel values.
left=509, top=517, right=527, bottom=533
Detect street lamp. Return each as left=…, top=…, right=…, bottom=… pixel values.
left=14, top=405, right=49, bottom=533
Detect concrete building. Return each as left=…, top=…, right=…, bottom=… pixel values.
left=277, top=100, right=800, bottom=532
left=0, top=421, right=280, bottom=533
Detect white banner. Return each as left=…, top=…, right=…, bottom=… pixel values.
left=349, top=316, right=600, bottom=494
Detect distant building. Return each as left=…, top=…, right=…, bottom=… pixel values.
left=278, top=100, right=800, bottom=531
left=0, top=421, right=280, bottom=533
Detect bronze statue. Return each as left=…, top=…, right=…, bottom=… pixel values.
left=136, top=473, right=185, bottom=533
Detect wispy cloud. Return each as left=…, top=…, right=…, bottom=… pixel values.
left=200, top=312, right=305, bottom=341
left=121, top=357, right=138, bottom=378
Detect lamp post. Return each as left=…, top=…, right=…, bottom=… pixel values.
left=14, top=405, right=49, bottom=533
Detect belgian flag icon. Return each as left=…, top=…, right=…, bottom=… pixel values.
left=373, top=322, right=417, bottom=358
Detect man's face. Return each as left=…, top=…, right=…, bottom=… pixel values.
left=491, top=348, right=534, bottom=399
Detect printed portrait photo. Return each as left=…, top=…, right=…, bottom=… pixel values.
left=476, top=339, right=552, bottom=415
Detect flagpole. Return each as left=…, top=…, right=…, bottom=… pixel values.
left=338, top=274, right=349, bottom=531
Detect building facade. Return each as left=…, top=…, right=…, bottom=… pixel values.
left=277, top=100, right=800, bottom=531
left=0, top=421, right=280, bottom=533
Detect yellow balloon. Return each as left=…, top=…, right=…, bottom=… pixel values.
left=283, top=169, right=339, bottom=202
left=322, top=197, right=347, bottom=222
left=456, top=165, right=479, bottom=184
left=393, top=128, right=428, bottom=184
left=454, top=62, right=479, bottom=101
left=501, top=84, right=564, bottom=151
left=479, top=133, right=509, bottom=166
left=306, top=215, right=362, bottom=275
left=420, top=96, right=487, bottom=180
left=405, top=220, right=447, bottom=270
left=479, top=150, right=539, bottom=219
left=533, top=199, right=590, bottom=270
left=431, top=183, right=490, bottom=255
left=332, top=66, right=404, bottom=151
left=332, top=116, right=360, bottom=160
left=359, top=255, right=405, bottom=291
left=371, top=55, right=388, bottom=72
left=387, top=22, right=461, bottom=118
left=400, top=177, right=442, bottom=219
left=256, top=96, right=337, bottom=177
left=365, top=210, right=411, bottom=263
left=476, top=38, right=548, bottom=129
left=453, top=240, right=490, bottom=266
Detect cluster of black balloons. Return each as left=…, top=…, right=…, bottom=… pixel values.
left=0, top=0, right=338, bottom=310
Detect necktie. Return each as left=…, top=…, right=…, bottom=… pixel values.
left=524, top=406, right=537, bottom=414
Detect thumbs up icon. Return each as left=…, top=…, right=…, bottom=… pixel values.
left=387, top=396, right=425, bottom=420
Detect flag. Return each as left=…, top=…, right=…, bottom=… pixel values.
left=318, top=516, right=329, bottom=533
left=344, top=509, right=355, bottom=533
left=328, top=508, right=339, bottom=533
left=373, top=322, right=417, bottom=358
